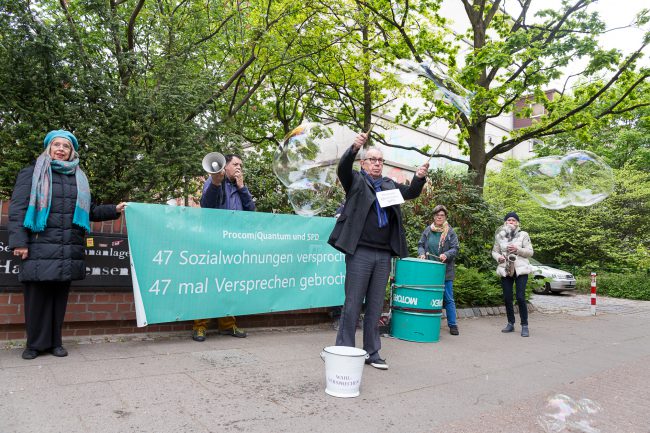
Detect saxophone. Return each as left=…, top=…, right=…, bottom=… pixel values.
left=505, top=253, right=517, bottom=277
left=495, top=224, right=518, bottom=277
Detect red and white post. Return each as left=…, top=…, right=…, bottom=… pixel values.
left=590, top=272, right=597, bottom=316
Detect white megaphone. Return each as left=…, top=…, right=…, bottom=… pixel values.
left=202, top=152, right=227, bottom=174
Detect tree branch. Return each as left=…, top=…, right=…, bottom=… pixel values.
left=57, top=0, right=92, bottom=70
left=538, top=74, right=650, bottom=136
left=483, top=0, right=503, bottom=28
left=510, top=0, right=532, bottom=33
left=228, top=74, right=246, bottom=117
left=191, top=13, right=236, bottom=47
left=185, top=53, right=256, bottom=122
left=355, top=0, right=423, bottom=63
left=378, top=139, right=472, bottom=166
left=127, top=0, right=146, bottom=52
left=171, top=0, right=190, bottom=17
left=487, top=41, right=648, bottom=159
left=500, top=0, right=590, bottom=87
left=227, top=73, right=267, bottom=119
left=610, top=102, right=650, bottom=115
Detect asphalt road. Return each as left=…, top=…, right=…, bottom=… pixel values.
left=1, top=293, right=649, bottom=433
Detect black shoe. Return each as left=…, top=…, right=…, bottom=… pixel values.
left=219, top=326, right=247, bottom=338
left=521, top=325, right=530, bottom=337
left=50, top=346, right=68, bottom=357
left=365, top=358, right=389, bottom=370
left=21, top=348, right=39, bottom=360
left=501, top=323, right=515, bottom=333
left=449, top=325, right=459, bottom=336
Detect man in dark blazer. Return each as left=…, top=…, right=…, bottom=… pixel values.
left=328, top=133, right=429, bottom=370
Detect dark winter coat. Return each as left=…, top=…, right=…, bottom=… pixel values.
left=328, top=145, right=426, bottom=257
left=417, top=225, right=460, bottom=281
left=8, top=164, right=120, bottom=282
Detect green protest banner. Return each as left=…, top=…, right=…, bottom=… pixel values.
left=125, top=203, right=345, bottom=326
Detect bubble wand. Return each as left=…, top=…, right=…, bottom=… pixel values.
left=427, top=112, right=461, bottom=164
left=365, top=115, right=382, bottom=135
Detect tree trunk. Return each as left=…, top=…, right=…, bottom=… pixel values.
left=468, top=122, right=487, bottom=190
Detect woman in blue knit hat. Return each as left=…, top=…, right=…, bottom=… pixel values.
left=492, top=212, right=534, bottom=337
left=8, top=130, right=127, bottom=360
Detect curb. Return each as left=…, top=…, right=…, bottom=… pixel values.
left=2, top=305, right=536, bottom=350
left=446, top=302, right=536, bottom=320
left=1, top=323, right=340, bottom=350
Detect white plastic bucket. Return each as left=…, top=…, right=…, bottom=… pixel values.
left=320, top=346, right=369, bottom=398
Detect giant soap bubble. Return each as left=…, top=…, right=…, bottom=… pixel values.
left=394, top=58, right=473, bottom=117
left=516, top=151, right=614, bottom=209
left=273, top=123, right=339, bottom=216
left=286, top=178, right=331, bottom=217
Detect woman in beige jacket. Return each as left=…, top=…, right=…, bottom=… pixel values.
left=492, top=212, right=534, bottom=337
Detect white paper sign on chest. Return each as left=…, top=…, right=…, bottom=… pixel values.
left=376, top=189, right=405, bottom=208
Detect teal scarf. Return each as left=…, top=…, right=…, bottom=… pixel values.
left=23, top=151, right=91, bottom=233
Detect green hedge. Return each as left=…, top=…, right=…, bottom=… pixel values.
left=452, top=266, right=542, bottom=307
left=454, top=266, right=504, bottom=307
left=575, top=273, right=650, bottom=301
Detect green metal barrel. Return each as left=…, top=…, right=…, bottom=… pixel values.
left=394, top=257, right=446, bottom=285
left=390, top=258, right=446, bottom=343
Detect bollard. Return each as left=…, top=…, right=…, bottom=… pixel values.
left=590, top=272, right=597, bottom=316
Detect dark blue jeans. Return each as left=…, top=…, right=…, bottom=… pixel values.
left=443, top=280, right=457, bottom=327
left=501, top=274, right=528, bottom=326
left=336, top=246, right=391, bottom=362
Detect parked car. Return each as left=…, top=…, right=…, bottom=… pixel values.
left=530, top=258, right=577, bottom=294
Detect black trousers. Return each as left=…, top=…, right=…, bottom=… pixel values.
left=23, top=281, right=71, bottom=351
left=336, top=246, right=391, bottom=362
left=501, top=273, right=528, bottom=326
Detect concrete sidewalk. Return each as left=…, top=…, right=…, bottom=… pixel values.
left=2, top=296, right=650, bottom=433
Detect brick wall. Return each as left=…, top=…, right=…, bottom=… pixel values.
left=513, top=89, right=560, bottom=130
left=0, top=199, right=331, bottom=342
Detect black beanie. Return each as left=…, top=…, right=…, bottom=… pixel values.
left=504, top=212, right=520, bottom=222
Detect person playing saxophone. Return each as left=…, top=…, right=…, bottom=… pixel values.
left=492, top=212, right=534, bottom=337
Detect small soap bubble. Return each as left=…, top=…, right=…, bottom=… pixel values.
left=272, top=123, right=339, bottom=216
left=538, top=394, right=602, bottom=433
left=516, top=151, right=613, bottom=209
left=577, top=398, right=602, bottom=415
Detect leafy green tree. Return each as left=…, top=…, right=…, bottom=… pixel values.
left=360, top=0, right=650, bottom=188
left=0, top=0, right=351, bottom=203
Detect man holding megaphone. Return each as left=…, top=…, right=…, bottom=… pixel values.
left=201, top=153, right=255, bottom=212
left=192, top=153, right=256, bottom=342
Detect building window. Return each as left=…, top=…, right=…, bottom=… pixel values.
left=530, top=103, right=545, bottom=119
left=529, top=139, right=543, bottom=152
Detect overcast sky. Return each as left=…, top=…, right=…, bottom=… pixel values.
left=438, top=0, right=648, bottom=89
left=443, top=0, right=648, bottom=49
